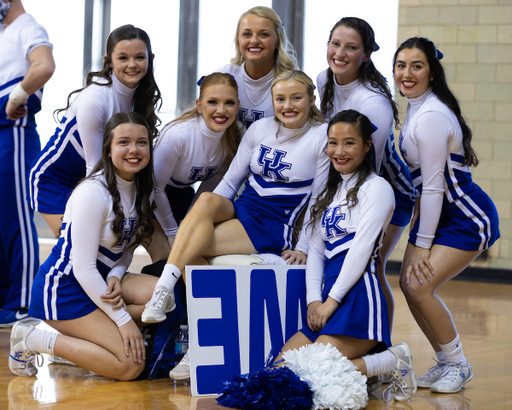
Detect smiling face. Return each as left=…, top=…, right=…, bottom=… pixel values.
left=109, top=122, right=150, bottom=180
left=272, top=79, right=315, bottom=129
left=327, top=122, right=370, bottom=175
left=196, top=84, right=239, bottom=132
left=394, top=47, right=433, bottom=99
left=109, top=39, right=149, bottom=89
left=327, top=25, right=369, bottom=85
left=237, top=14, right=279, bottom=76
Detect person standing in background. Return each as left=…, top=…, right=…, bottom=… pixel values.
left=0, top=0, right=55, bottom=327
left=218, top=6, right=298, bottom=129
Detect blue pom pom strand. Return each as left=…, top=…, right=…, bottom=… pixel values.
left=217, top=366, right=313, bottom=410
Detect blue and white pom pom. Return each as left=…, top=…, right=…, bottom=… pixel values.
left=283, top=343, right=368, bottom=410
left=217, top=365, right=313, bottom=410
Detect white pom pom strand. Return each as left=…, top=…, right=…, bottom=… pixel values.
left=283, top=343, right=368, bottom=410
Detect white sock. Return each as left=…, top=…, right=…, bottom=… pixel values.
left=363, top=350, right=397, bottom=377
left=156, top=264, right=181, bottom=291
left=439, top=334, right=466, bottom=365
left=26, top=328, right=58, bottom=355
left=435, top=351, right=446, bottom=362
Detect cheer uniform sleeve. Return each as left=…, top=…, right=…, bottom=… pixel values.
left=75, top=88, right=107, bottom=176
left=153, top=125, right=184, bottom=238
left=305, top=224, right=325, bottom=305
left=358, top=96, right=393, bottom=172
left=294, top=134, right=330, bottom=254
left=328, top=178, right=394, bottom=303
left=69, top=182, right=132, bottom=327
left=213, top=124, right=255, bottom=200
left=20, top=19, right=52, bottom=58
left=414, top=111, right=452, bottom=249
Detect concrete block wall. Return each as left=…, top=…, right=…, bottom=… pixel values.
left=390, top=0, right=512, bottom=270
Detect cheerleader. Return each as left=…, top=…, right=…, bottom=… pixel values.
left=317, top=17, right=415, bottom=328
left=153, top=73, right=243, bottom=250
left=9, top=112, right=160, bottom=381
left=276, top=110, right=417, bottom=403
left=28, top=24, right=161, bottom=238
left=143, top=70, right=329, bottom=323
left=218, top=6, right=298, bottom=128
left=393, top=37, right=500, bottom=393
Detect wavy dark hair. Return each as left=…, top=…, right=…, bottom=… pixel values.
left=310, top=109, right=375, bottom=229
left=393, top=37, right=478, bottom=167
left=87, top=112, right=155, bottom=251
left=320, top=17, right=399, bottom=128
left=55, top=24, right=162, bottom=136
left=155, top=72, right=243, bottom=166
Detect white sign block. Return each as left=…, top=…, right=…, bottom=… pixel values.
left=185, top=265, right=307, bottom=396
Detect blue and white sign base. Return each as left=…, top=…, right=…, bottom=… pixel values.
left=185, top=265, right=307, bottom=396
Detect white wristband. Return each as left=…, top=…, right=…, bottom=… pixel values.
left=9, top=83, right=29, bottom=105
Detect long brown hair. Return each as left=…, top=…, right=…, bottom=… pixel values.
left=320, top=17, right=399, bottom=128
left=310, top=110, right=375, bottom=229
left=87, top=112, right=155, bottom=250
left=55, top=24, right=162, bottom=137
left=393, top=37, right=478, bottom=167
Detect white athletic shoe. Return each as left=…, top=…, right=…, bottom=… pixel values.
left=169, top=351, right=190, bottom=380
left=430, top=361, right=473, bottom=394
left=366, top=374, right=384, bottom=393
left=417, top=359, right=448, bottom=388
left=9, top=322, right=42, bottom=377
left=141, top=286, right=176, bottom=323
left=383, top=342, right=417, bottom=402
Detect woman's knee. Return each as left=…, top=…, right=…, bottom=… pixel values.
left=114, top=359, right=145, bottom=381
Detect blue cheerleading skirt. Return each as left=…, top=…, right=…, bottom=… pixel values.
left=301, top=252, right=391, bottom=347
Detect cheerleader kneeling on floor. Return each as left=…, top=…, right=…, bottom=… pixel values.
left=10, top=112, right=160, bottom=381
left=219, top=110, right=418, bottom=410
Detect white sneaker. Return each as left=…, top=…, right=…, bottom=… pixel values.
left=9, top=322, right=42, bottom=377
left=383, top=342, right=417, bottom=402
left=367, top=374, right=384, bottom=393
left=417, top=359, right=448, bottom=388
left=169, top=351, right=190, bottom=380
left=142, top=286, right=176, bottom=323
left=430, top=361, right=473, bottom=394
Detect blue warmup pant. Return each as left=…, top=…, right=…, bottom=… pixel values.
left=0, top=112, right=40, bottom=310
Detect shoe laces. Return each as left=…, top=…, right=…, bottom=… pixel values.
left=423, top=358, right=447, bottom=377
left=382, top=367, right=414, bottom=403
left=438, top=362, right=463, bottom=383
left=146, top=288, right=168, bottom=308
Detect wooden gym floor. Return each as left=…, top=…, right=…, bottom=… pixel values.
left=1, top=245, right=512, bottom=409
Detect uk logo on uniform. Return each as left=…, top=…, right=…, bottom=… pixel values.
left=321, top=206, right=347, bottom=239
left=257, top=145, right=291, bottom=182
left=189, top=166, right=217, bottom=182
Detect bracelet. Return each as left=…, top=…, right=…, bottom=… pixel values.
left=9, top=83, right=29, bottom=104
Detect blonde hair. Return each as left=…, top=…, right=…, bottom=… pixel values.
left=230, top=6, right=298, bottom=76
left=271, top=70, right=324, bottom=126
left=158, top=73, right=243, bottom=165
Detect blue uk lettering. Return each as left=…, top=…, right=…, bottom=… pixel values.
left=238, top=108, right=264, bottom=128
left=190, top=266, right=306, bottom=395
left=257, top=145, right=291, bottom=182
left=399, top=132, right=413, bottom=167
left=322, top=206, right=347, bottom=239
left=189, top=166, right=217, bottom=182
